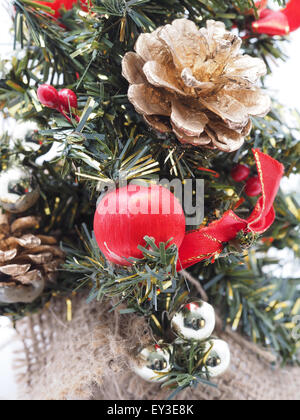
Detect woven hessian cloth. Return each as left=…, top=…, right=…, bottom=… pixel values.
left=14, top=295, right=300, bottom=400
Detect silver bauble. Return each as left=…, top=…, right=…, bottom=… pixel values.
left=171, top=300, right=216, bottom=341
left=203, top=339, right=231, bottom=377
left=133, top=344, right=172, bottom=383
left=0, top=166, right=40, bottom=213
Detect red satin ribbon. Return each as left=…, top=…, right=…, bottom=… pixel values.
left=177, top=149, right=284, bottom=270
left=282, top=0, right=300, bottom=32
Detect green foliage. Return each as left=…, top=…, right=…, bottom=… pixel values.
left=64, top=226, right=183, bottom=314
left=162, top=341, right=218, bottom=399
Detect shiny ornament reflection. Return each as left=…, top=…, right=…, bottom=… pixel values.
left=171, top=301, right=216, bottom=341
left=0, top=167, right=40, bottom=213
left=133, top=345, right=172, bottom=383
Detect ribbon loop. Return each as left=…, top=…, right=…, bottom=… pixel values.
left=178, top=149, right=284, bottom=270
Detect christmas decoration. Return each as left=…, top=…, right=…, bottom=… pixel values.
left=0, top=166, right=40, bottom=213
left=203, top=339, right=231, bottom=378
left=231, top=164, right=251, bottom=182
left=0, top=212, right=65, bottom=304
left=252, top=10, right=290, bottom=35
left=283, top=0, right=300, bottom=32
left=37, top=84, right=60, bottom=109
left=171, top=301, right=216, bottom=341
left=259, top=8, right=274, bottom=20
left=58, top=89, right=78, bottom=111
left=178, top=150, right=284, bottom=270
left=37, top=84, right=80, bottom=123
left=122, top=19, right=270, bottom=152
left=245, top=175, right=262, bottom=197
left=94, top=185, right=186, bottom=266
left=35, top=0, right=89, bottom=19
left=252, top=0, right=300, bottom=36
left=2, top=0, right=300, bottom=402
left=133, top=345, right=172, bottom=383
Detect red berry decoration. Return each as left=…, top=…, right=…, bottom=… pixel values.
left=94, top=185, right=186, bottom=266
left=58, top=89, right=78, bottom=111
left=37, top=84, right=80, bottom=123
left=245, top=176, right=262, bottom=197
left=231, top=164, right=251, bottom=182
left=37, top=84, right=60, bottom=109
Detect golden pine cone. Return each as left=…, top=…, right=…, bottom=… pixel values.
left=122, top=19, right=271, bottom=152
left=0, top=213, right=65, bottom=304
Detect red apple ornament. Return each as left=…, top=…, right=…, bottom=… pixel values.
left=245, top=176, right=262, bottom=197
left=94, top=185, right=186, bottom=266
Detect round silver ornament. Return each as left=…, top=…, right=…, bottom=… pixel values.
left=0, top=166, right=40, bottom=213
left=133, top=345, right=172, bottom=383
left=171, top=301, right=216, bottom=341
left=203, top=339, right=231, bottom=378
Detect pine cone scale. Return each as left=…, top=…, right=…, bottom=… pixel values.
left=201, top=94, right=250, bottom=131
left=171, top=101, right=209, bottom=138
left=122, top=52, right=146, bottom=85
left=128, top=84, right=171, bottom=117
left=0, top=249, right=17, bottom=263
left=143, top=61, right=187, bottom=96
left=11, top=216, right=40, bottom=234
left=0, top=263, right=31, bottom=276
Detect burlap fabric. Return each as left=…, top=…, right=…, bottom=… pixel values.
left=14, top=294, right=300, bottom=400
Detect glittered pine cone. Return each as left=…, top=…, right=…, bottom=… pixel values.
left=0, top=212, right=65, bottom=304
left=122, top=19, right=271, bottom=152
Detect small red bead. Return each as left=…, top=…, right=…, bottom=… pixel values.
left=58, top=89, right=78, bottom=111
left=245, top=176, right=262, bottom=197
left=231, top=164, right=251, bottom=182
left=37, top=84, right=60, bottom=109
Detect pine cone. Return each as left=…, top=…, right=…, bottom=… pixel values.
left=122, top=19, right=270, bottom=152
left=0, top=213, right=65, bottom=304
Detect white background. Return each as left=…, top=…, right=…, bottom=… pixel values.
left=0, top=0, right=300, bottom=400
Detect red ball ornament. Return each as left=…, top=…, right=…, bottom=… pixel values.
left=37, top=84, right=60, bottom=109
left=231, top=164, right=251, bottom=182
left=94, top=185, right=186, bottom=266
left=35, top=0, right=90, bottom=19
left=245, top=176, right=262, bottom=197
left=58, top=89, right=78, bottom=111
